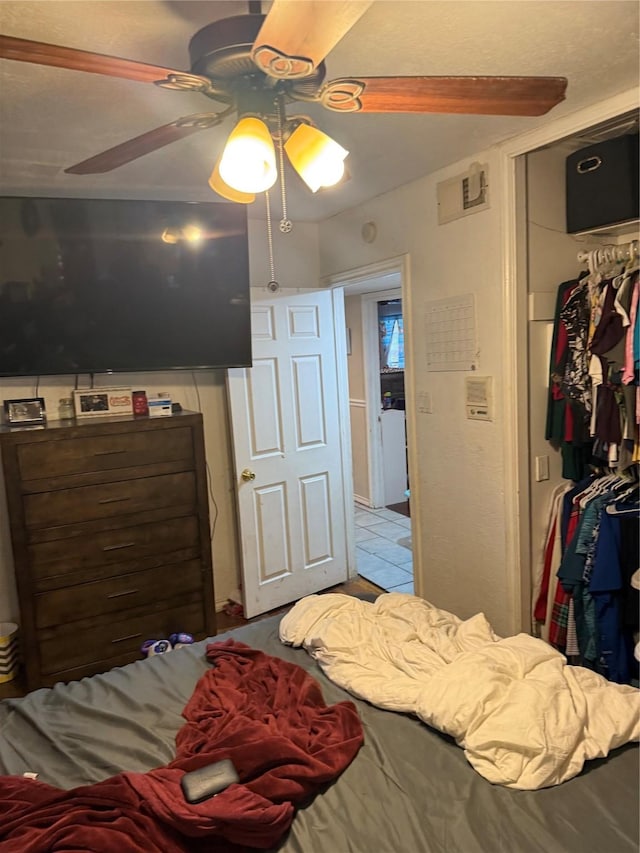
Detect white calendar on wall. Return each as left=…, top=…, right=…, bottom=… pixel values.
left=425, top=293, right=477, bottom=372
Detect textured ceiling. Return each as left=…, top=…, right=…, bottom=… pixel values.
left=0, top=1, right=638, bottom=223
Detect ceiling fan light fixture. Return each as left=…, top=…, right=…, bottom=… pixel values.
left=208, top=157, right=256, bottom=203
left=218, top=116, right=277, bottom=194
left=284, top=123, right=348, bottom=192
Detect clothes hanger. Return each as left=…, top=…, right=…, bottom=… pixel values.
left=575, top=474, right=613, bottom=508
left=577, top=471, right=624, bottom=509
left=605, top=498, right=639, bottom=517
left=610, top=242, right=639, bottom=285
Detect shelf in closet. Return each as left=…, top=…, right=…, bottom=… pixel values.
left=572, top=218, right=639, bottom=239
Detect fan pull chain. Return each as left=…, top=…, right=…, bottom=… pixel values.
left=276, top=100, right=292, bottom=234
left=265, top=190, right=278, bottom=292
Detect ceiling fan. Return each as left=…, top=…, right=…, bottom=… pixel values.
left=0, top=0, right=567, bottom=199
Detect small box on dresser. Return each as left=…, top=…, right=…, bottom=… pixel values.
left=0, top=410, right=216, bottom=690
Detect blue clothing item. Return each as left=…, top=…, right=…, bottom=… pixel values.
left=578, top=586, right=599, bottom=668
left=592, top=592, right=629, bottom=683
left=589, top=510, right=629, bottom=684
left=557, top=507, right=600, bottom=669
left=558, top=490, right=612, bottom=586
left=590, top=509, right=622, bottom=593
left=557, top=516, right=586, bottom=587
left=582, top=515, right=601, bottom=584
left=561, top=477, right=594, bottom=551
left=575, top=493, right=610, bottom=556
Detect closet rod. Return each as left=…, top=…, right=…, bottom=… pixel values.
left=577, top=238, right=638, bottom=268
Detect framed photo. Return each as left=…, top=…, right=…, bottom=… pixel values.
left=3, top=397, right=46, bottom=426
left=74, top=388, right=133, bottom=419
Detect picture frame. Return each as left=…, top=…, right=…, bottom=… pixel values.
left=73, top=387, right=133, bottom=419
left=3, top=397, right=46, bottom=426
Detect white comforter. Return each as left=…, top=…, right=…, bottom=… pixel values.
left=279, top=593, right=640, bottom=790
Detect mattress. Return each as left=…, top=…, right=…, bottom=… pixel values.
left=0, top=614, right=638, bottom=853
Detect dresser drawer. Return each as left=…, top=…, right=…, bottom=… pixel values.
left=38, top=599, right=207, bottom=676
left=24, top=471, right=196, bottom=529
left=17, top=426, right=194, bottom=481
left=34, top=558, right=203, bottom=629
left=28, top=515, right=200, bottom=582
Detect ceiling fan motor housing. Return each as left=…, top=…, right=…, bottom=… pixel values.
left=188, top=15, right=326, bottom=102
left=189, top=15, right=266, bottom=80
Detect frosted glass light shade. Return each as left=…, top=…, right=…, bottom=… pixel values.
left=284, top=124, right=348, bottom=192
left=208, top=158, right=256, bottom=203
left=218, top=117, right=277, bottom=194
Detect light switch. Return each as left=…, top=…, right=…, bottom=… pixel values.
left=535, top=455, right=550, bottom=482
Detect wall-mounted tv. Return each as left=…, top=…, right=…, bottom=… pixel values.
left=0, top=196, right=251, bottom=377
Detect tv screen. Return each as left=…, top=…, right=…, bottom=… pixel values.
left=0, top=196, right=251, bottom=376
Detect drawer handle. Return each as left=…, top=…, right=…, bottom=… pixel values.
left=106, top=588, right=139, bottom=600
left=111, top=632, right=142, bottom=644
left=98, top=496, right=131, bottom=505
left=94, top=449, right=127, bottom=456
left=102, top=541, right=136, bottom=552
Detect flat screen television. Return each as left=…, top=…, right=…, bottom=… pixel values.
left=0, top=196, right=251, bottom=376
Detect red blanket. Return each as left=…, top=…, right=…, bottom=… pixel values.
left=0, top=640, right=364, bottom=852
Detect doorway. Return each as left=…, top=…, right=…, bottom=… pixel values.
left=330, top=261, right=414, bottom=594
left=375, top=294, right=409, bottom=512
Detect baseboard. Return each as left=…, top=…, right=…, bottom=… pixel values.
left=354, top=495, right=373, bottom=508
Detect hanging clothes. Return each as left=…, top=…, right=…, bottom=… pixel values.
left=532, top=482, right=570, bottom=634
left=541, top=244, right=639, bottom=682
left=544, top=477, right=593, bottom=652
left=546, top=250, right=639, bottom=473
left=545, top=275, right=594, bottom=481
left=545, top=475, right=640, bottom=683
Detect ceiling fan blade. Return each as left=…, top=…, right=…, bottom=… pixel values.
left=64, top=114, right=225, bottom=175
left=320, top=76, right=568, bottom=116
left=252, top=0, right=372, bottom=79
left=0, top=34, right=187, bottom=83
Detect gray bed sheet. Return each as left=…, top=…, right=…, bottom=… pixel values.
left=0, top=614, right=637, bottom=853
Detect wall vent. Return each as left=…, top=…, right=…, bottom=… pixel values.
left=437, top=162, right=489, bottom=224
left=462, top=170, right=488, bottom=209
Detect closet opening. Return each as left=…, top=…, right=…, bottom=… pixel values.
left=523, top=110, right=639, bottom=684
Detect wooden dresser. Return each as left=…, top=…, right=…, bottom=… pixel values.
left=0, top=411, right=215, bottom=690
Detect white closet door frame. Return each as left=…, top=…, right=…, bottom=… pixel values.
left=498, top=87, right=639, bottom=635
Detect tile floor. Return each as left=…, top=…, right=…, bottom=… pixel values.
left=355, top=504, right=414, bottom=593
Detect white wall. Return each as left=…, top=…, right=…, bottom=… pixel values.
left=319, top=149, right=513, bottom=635
left=0, top=217, right=321, bottom=623
left=248, top=217, right=320, bottom=292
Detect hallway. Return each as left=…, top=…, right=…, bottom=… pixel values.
left=355, top=504, right=413, bottom=593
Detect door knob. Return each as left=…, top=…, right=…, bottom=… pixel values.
left=241, top=468, right=256, bottom=482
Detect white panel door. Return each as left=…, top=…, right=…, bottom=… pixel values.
left=227, top=289, right=348, bottom=617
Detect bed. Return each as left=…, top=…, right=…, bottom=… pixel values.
left=1, top=606, right=638, bottom=853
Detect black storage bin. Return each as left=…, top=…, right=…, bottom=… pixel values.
left=566, top=133, right=639, bottom=233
